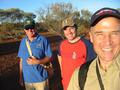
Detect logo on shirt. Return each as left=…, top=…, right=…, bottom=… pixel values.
left=72, top=52, right=77, bottom=60
left=36, top=43, right=42, bottom=48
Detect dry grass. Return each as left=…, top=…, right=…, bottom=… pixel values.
left=0, top=53, right=18, bottom=76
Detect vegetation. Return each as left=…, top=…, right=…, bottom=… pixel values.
left=0, top=3, right=120, bottom=42
left=0, top=8, right=36, bottom=23
left=0, top=8, right=36, bottom=42
left=36, top=3, right=92, bottom=38
left=0, top=3, right=92, bottom=42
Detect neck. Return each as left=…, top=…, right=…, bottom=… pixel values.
left=28, top=34, right=37, bottom=42
left=99, top=59, right=113, bottom=71
left=28, top=37, right=35, bottom=41
left=68, top=36, right=80, bottom=43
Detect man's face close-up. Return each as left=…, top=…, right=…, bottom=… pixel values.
left=24, top=25, right=36, bottom=37
left=63, top=26, right=77, bottom=41
left=90, top=17, right=120, bottom=62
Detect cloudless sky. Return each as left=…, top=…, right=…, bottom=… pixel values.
left=0, top=0, right=120, bottom=18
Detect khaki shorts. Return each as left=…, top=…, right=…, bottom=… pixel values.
left=25, top=79, right=49, bottom=90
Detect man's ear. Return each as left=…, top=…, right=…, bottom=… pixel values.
left=24, top=29, right=27, bottom=34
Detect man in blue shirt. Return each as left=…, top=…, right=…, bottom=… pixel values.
left=18, top=18, right=52, bottom=90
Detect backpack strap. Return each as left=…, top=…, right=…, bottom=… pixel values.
left=79, top=61, right=93, bottom=90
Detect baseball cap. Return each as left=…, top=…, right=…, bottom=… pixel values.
left=24, top=18, right=35, bottom=30
left=62, top=16, right=76, bottom=29
left=90, top=7, right=120, bottom=26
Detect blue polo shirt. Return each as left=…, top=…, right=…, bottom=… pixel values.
left=18, top=34, right=52, bottom=83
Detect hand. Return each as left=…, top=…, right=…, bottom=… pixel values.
left=27, top=56, right=40, bottom=65
left=19, top=77, right=24, bottom=86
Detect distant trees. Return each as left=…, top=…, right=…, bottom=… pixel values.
left=0, top=8, right=36, bottom=23
left=0, top=2, right=93, bottom=41
left=0, top=8, right=36, bottom=41
left=37, top=2, right=92, bottom=37
left=117, top=8, right=120, bottom=11
left=78, top=9, right=92, bottom=35
left=0, top=3, right=119, bottom=42
left=37, top=3, right=78, bottom=36
left=0, top=3, right=93, bottom=41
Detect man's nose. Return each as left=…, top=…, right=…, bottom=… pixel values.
left=104, top=34, right=112, bottom=45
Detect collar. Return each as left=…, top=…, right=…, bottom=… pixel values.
left=68, top=36, right=80, bottom=43
left=26, top=33, right=39, bottom=42
left=97, top=54, right=120, bottom=72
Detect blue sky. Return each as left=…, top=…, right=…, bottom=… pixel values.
left=0, top=0, right=120, bottom=15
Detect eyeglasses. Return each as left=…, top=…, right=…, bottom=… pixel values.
left=24, top=25, right=35, bottom=30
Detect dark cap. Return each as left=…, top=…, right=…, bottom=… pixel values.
left=90, top=7, right=120, bottom=26
left=24, top=18, right=35, bottom=29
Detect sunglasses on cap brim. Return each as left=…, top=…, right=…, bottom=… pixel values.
left=24, top=25, right=35, bottom=30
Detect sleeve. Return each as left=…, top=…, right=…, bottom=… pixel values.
left=44, top=37, right=52, bottom=57
left=57, top=41, right=62, bottom=56
left=81, top=37, right=96, bottom=62
left=67, top=67, right=80, bottom=90
left=18, top=39, right=24, bottom=58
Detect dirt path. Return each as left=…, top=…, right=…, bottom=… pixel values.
left=0, top=53, right=24, bottom=90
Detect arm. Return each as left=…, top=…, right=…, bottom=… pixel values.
left=27, top=37, right=52, bottom=65
left=57, top=41, right=62, bottom=70
left=27, top=56, right=52, bottom=65
left=57, top=55, right=62, bottom=71
left=19, top=58, right=24, bottom=86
